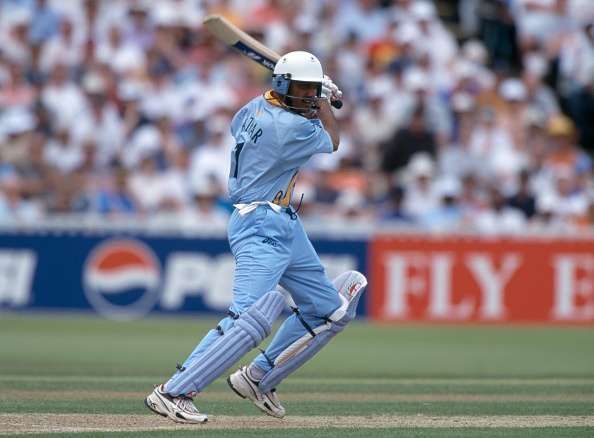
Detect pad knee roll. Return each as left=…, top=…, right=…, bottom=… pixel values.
left=236, top=289, right=286, bottom=345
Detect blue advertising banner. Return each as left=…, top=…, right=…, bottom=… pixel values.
left=0, top=231, right=367, bottom=319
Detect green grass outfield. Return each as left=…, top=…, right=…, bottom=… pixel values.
left=0, top=314, right=593, bottom=437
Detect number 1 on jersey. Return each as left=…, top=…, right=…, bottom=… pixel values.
left=233, top=142, right=245, bottom=178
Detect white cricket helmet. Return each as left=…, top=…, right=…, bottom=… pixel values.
left=272, top=51, right=323, bottom=95
left=274, top=51, right=323, bottom=81
left=271, top=51, right=324, bottom=115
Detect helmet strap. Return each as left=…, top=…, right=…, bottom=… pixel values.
left=281, top=94, right=320, bottom=118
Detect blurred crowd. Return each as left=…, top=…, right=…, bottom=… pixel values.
left=1, top=0, right=593, bottom=234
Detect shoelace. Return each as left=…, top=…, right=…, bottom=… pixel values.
left=177, top=396, right=199, bottom=413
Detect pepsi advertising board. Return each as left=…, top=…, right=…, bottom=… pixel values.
left=0, top=232, right=368, bottom=320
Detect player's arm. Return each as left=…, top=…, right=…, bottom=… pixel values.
left=317, top=100, right=340, bottom=151
left=318, top=75, right=342, bottom=151
left=279, top=115, right=333, bottom=165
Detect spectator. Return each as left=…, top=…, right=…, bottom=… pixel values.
left=530, top=191, right=570, bottom=232
left=123, top=2, right=154, bottom=50
left=467, top=105, right=525, bottom=190
left=19, top=131, right=52, bottom=202
left=0, top=61, right=36, bottom=107
left=40, top=63, right=86, bottom=130
left=334, top=31, right=366, bottom=92
left=543, top=114, right=591, bottom=177
left=313, top=169, right=340, bottom=208
left=401, top=152, right=440, bottom=220
left=0, top=107, right=37, bottom=169
left=381, top=104, right=437, bottom=174
left=43, top=128, right=82, bottom=174
left=118, top=80, right=147, bottom=139
left=71, top=71, right=124, bottom=168
left=498, top=78, right=530, bottom=154
left=458, top=172, right=485, bottom=221
left=188, top=116, right=232, bottom=194
left=511, top=0, right=569, bottom=49
left=507, top=168, right=537, bottom=218
left=180, top=181, right=229, bottom=229
left=402, top=67, right=452, bottom=144
left=39, top=18, right=84, bottom=73
left=176, top=106, right=208, bottom=150
left=333, top=188, right=372, bottom=223
left=378, top=185, right=413, bottom=223
left=332, top=0, right=389, bottom=44
left=411, top=0, right=458, bottom=68
left=457, top=39, right=496, bottom=92
left=95, top=23, right=146, bottom=75
left=539, top=166, right=589, bottom=226
left=472, top=186, right=526, bottom=234
left=559, top=20, right=594, bottom=151
left=478, top=0, right=520, bottom=69
left=95, top=166, right=137, bottom=216
left=156, top=114, right=184, bottom=165
left=28, top=0, right=60, bottom=45
left=420, top=177, right=464, bottom=232
left=355, top=82, right=401, bottom=163
left=2, top=11, right=33, bottom=64
left=0, top=170, right=43, bottom=222
left=127, top=154, right=186, bottom=214
left=522, top=63, right=560, bottom=118
left=440, top=92, right=477, bottom=177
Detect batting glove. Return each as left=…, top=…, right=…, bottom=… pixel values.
left=321, top=75, right=343, bottom=103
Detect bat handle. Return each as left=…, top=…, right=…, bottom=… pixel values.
left=331, top=99, right=343, bottom=109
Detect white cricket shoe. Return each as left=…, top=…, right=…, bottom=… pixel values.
left=145, top=384, right=208, bottom=424
left=227, top=366, right=286, bottom=418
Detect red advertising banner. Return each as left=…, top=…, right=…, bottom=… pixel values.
left=369, top=234, right=594, bottom=324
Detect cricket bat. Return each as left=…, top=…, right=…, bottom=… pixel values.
left=203, top=15, right=343, bottom=109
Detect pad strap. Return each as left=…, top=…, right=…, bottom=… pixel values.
left=258, top=271, right=367, bottom=393
left=291, top=306, right=316, bottom=337
left=227, top=310, right=240, bottom=320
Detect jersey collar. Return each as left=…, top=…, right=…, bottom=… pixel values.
left=264, top=90, right=283, bottom=108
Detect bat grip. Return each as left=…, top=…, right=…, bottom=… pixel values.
left=331, top=100, right=343, bottom=109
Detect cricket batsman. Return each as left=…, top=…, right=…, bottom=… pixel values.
left=145, top=51, right=367, bottom=423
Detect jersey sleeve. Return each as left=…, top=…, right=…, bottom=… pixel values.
left=279, top=116, right=333, bottom=162
left=230, top=107, right=247, bottom=138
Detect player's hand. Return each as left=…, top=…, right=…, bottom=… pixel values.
left=321, top=75, right=343, bottom=103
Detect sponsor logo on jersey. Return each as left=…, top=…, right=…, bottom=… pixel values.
left=261, top=237, right=279, bottom=247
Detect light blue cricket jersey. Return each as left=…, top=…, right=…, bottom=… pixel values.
left=228, top=91, right=334, bottom=207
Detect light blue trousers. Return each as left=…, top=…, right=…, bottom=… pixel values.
left=180, top=204, right=340, bottom=375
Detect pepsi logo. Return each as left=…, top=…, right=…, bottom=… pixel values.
left=83, top=239, right=161, bottom=320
